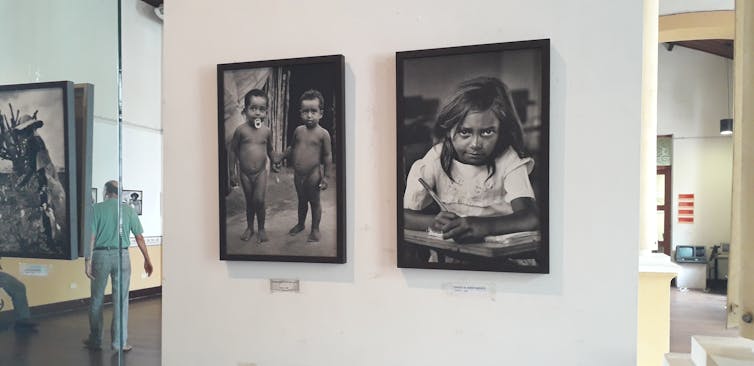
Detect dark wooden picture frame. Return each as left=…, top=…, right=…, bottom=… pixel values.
left=0, top=81, right=78, bottom=260
left=218, top=55, right=346, bottom=263
left=75, top=83, right=94, bottom=258
left=396, top=40, right=550, bottom=273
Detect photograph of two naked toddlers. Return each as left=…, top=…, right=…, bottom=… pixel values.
left=218, top=56, right=345, bottom=262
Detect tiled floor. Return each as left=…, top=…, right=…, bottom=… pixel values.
left=670, top=288, right=738, bottom=352
left=0, top=296, right=161, bottom=366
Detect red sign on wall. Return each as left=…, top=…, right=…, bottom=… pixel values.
left=678, top=193, right=694, bottom=224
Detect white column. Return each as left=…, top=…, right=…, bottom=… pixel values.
left=639, top=0, right=659, bottom=255
left=730, top=0, right=754, bottom=339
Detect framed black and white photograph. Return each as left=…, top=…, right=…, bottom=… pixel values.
left=122, top=189, right=143, bottom=216
left=218, top=55, right=346, bottom=263
left=91, top=187, right=98, bottom=205
left=0, top=81, right=78, bottom=260
left=396, top=40, right=549, bottom=273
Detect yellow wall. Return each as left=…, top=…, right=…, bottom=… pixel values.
left=0, top=245, right=161, bottom=312
left=637, top=271, right=677, bottom=366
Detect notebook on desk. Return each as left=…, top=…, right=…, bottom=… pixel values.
left=403, top=230, right=540, bottom=258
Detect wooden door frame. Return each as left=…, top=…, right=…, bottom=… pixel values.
left=657, top=165, right=672, bottom=255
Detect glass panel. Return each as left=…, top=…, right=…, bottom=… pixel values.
left=0, top=0, right=124, bottom=363
left=657, top=136, right=673, bottom=166
left=656, top=174, right=665, bottom=206
left=118, top=0, right=164, bottom=363
left=657, top=210, right=665, bottom=243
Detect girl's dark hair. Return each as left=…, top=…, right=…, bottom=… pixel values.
left=434, top=77, right=527, bottom=181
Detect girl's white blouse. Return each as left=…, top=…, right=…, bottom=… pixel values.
left=404, top=144, right=535, bottom=217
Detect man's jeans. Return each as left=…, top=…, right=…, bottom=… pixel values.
left=0, top=271, right=31, bottom=321
left=88, top=249, right=131, bottom=349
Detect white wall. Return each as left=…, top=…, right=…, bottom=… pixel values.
left=122, top=0, right=163, bottom=131
left=121, top=0, right=163, bottom=237
left=0, top=0, right=119, bottom=119
left=122, top=125, right=163, bottom=236
left=162, top=1, right=642, bottom=365
left=657, top=46, right=733, bottom=251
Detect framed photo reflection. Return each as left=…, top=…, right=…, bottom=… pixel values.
left=0, top=81, right=77, bottom=260
left=122, top=189, right=143, bottom=216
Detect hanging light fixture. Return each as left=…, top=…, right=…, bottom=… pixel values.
left=720, top=118, right=733, bottom=135
left=721, top=59, right=733, bottom=135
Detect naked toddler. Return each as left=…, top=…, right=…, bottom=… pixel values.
left=229, top=89, right=278, bottom=243
left=287, top=89, right=333, bottom=242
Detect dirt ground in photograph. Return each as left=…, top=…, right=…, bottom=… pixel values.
left=225, top=165, right=338, bottom=257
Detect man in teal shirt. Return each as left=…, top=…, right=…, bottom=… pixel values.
left=83, top=180, right=153, bottom=351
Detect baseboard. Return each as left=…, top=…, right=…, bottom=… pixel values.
left=0, top=286, right=161, bottom=322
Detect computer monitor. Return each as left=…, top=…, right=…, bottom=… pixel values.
left=675, top=245, right=706, bottom=263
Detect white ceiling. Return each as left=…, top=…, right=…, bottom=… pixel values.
left=660, top=0, right=734, bottom=15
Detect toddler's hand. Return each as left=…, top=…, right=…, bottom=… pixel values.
left=271, top=151, right=285, bottom=165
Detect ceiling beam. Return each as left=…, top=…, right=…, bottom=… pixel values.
left=671, top=39, right=734, bottom=59
left=660, top=10, right=734, bottom=43
left=141, top=0, right=163, bottom=7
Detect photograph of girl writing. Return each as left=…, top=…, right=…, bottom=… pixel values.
left=396, top=40, right=549, bottom=273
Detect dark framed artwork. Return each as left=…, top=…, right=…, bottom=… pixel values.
left=75, top=83, right=94, bottom=258
left=218, top=55, right=346, bottom=263
left=0, top=81, right=78, bottom=259
left=396, top=40, right=550, bottom=273
left=122, top=189, right=143, bottom=216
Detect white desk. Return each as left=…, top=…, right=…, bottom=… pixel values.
left=675, top=261, right=708, bottom=289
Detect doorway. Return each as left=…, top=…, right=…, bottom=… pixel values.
left=657, top=23, right=736, bottom=353
left=656, top=164, right=672, bottom=256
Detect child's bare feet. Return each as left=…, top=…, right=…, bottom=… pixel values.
left=257, top=230, right=269, bottom=243
left=307, top=229, right=321, bottom=242
left=289, top=224, right=305, bottom=235
left=240, top=228, right=254, bottom=241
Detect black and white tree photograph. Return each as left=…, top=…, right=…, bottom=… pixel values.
left=0, top=81, right=77, bottom=259
left=122, top=189, right=143, bottom=216
left=218, top=55, right=346, bottom=263
left=396, top=40, right=550, bottom=273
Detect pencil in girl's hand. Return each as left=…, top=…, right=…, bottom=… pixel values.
left=418, top=178, right=448, bottom=212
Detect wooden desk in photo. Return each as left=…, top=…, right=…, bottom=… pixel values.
left=403, top=229, right=540, bottom=259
